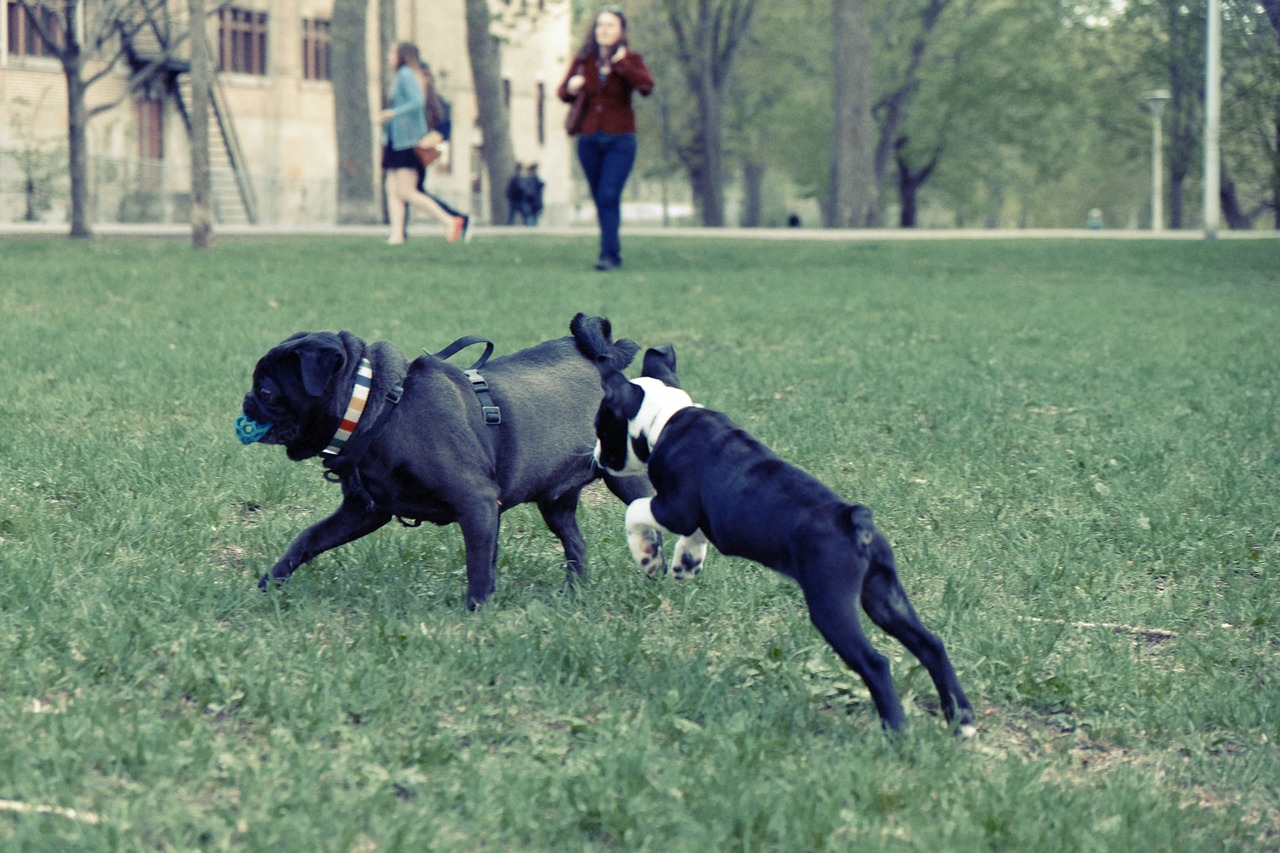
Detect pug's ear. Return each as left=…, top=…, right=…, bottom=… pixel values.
left=296, top=342, right=346, bottom=397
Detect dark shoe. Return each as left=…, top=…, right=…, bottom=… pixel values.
left=594, top=255, right=622, bottom=271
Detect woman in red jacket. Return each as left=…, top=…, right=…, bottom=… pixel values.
left=557, top=7, right=654, bottom=270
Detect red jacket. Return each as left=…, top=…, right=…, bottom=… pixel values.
left=557, top=52, right=654, bottom=136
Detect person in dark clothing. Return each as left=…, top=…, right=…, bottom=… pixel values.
left=518, top=164, right=545, bottom=226
left=505, top=164, right=525, bottom=225
left=557, top=7, right=653, bottom=270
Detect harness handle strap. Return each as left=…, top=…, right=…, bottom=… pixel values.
left=429, top=335, right=494, bottom=371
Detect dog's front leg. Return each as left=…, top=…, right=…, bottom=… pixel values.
left=624, top=498, right=669, bottom=578
left=457, top=500, right=501, bottom=609
left=671, top=530, right=708, bottom=580
left=260, top=498, right=392, bottom=588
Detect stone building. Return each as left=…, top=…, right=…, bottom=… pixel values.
left=0, top=0, right=574, bottom=226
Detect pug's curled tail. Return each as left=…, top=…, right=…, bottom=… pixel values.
left=571, top=313, right=640, bottom=371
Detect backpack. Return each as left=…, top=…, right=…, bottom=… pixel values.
left=427, top=95, right=452, bottom=142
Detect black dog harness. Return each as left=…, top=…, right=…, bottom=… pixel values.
left=429, top=335, right=501, bottom=426
left=321, top=336, right=502, bottom=513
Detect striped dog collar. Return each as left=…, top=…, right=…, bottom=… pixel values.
left=322, top=358, right=373, bottom=456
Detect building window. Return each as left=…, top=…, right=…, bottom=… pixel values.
left=502, top=78, right=511, bottom=109
left=218, top=7, right=268, bottom=75
left=301, top=18, right=330, bottom=81
left=7, top=0, right=62, bottom=58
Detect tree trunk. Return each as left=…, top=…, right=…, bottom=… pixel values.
left=189, top=0, right=213, bottom=248
left=740, top=159, right=764, bottom=226
left=662, top=0, right=759, bottom=228
left=827, top=0, right=877, bottom=227
left=60, top=2, right=91, bottom=239
left=1218, top=177, right=1252, bottom=230
left=898, top=173, right=919, bottom=228
left=894, top=136, right=939, bottom=227
left=333, top=0, right=379, bottom=224
left=1272, top=89, right=1280, bottom=229
left=64, top=74, right=92, bottom=238
left=1168, top=169, right=1185, bottom=229
left=464, top=0, right=515, bottom=224
left=376, top=0, right=395, bottom=223
left=694, top=73, right=725, bottom=226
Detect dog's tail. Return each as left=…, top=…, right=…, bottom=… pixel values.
left=847, top=504, right=877, bottom=556
left=571, top=313, right=640, bottom=372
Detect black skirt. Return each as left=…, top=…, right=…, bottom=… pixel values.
left=383, top=143, right=420, bottom=171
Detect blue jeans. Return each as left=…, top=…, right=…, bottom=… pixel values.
left=577, top=131, right=637, bottom=261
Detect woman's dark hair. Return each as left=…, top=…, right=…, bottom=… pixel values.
left=393, top=41, right=422, bottom=71
left=394, top=42, right=445, bottom=129
left=574, top=7, right=630, bottom=62
left=421, top=62, right=446, bottom=131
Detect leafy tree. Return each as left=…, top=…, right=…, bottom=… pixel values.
left=719, top=0, right=828, bottom=225
left=867, top=0, right=951, bottom=225
left=891, top=0, right=1096, bottom=227
left=654, top=0, right=761, bottom=226
left=1219, top=0, right=1280, bottom=227
left=4, top=94, right=66, bottom=222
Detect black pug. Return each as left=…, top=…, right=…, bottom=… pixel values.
left=574, top=317, right=975, bottom=735
left=236, top=315, right=656, bottom=608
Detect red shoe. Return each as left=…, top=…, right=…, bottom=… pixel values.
left=447, top=216, right=467, bottom=243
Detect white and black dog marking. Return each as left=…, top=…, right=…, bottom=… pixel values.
left=593, top=374, right=707, bottom=579
left=574, top=319, right=976, bottom=736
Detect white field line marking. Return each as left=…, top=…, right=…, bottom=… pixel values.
left=0, top=799, right=104, bottom=825
left=1014, top=615, right=1180, bottom=640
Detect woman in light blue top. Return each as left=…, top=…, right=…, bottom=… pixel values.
left=378, top=42, right=468, bottom=244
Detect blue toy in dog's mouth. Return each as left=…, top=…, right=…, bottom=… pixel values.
left=235, top=414, right=274, bottom=445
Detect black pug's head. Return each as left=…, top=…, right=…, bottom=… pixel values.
left=238, top=331, right=354, bottom=460
left=591, top=343, right=692, bottom=477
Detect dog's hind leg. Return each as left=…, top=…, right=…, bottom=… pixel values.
left=859, top=538, right=976, bottom=737
left=536, top=489, right=589, bottom=592
left=802, top=578, right=906, bottom=732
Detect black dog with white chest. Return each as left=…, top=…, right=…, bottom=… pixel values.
left=576, top=317, right=975, bottom=734
left=237, top=316, right=655, bottom=609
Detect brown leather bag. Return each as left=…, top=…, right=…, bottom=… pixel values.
left=413, top=130, right=444, bottom=168
left=564, top=89, right=587, bottom=136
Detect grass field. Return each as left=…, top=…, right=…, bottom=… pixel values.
left=0, top=234, right=1277, bottom=851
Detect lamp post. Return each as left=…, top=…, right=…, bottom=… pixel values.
left=1142, top=89, right=1171, bottom=231
left=1203, top=0, right=1221, bottom=239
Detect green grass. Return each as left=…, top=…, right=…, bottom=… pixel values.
left=1, top=234, right=1277, bottom=850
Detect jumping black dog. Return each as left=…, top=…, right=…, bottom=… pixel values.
left=575, top=315, right=975, bottom=735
